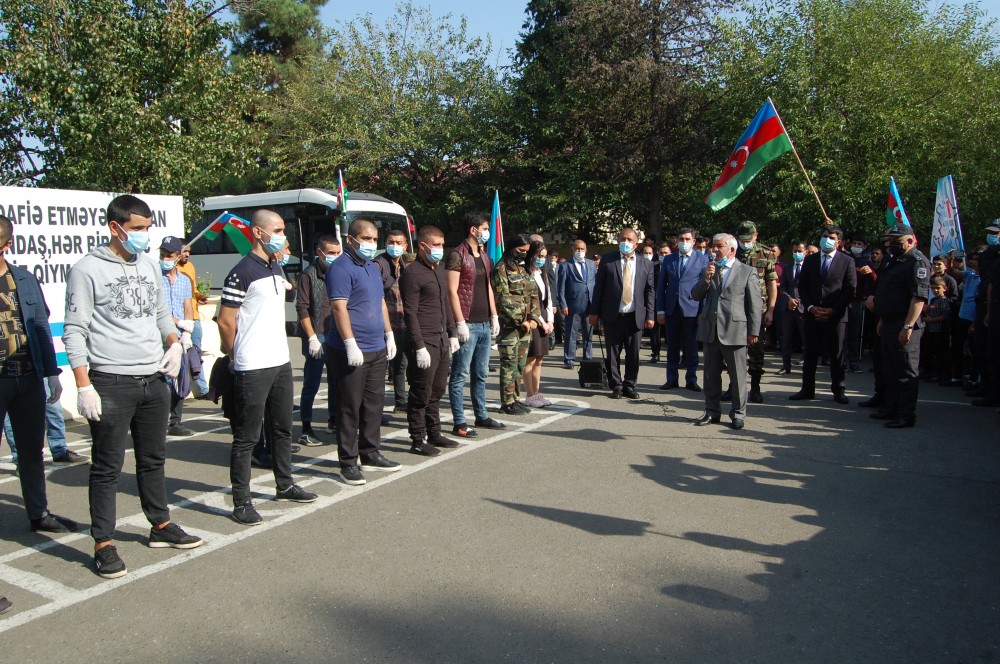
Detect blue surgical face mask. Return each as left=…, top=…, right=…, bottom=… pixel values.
left=478, top=229, right=490, bottom=244
left=819, top=236, right=837, bottom=252
left=792, top=252, right=805, bottom=262
left=260, top=229, right=287, bottom=254
left=423, top=244, right=444, bottom=263
left=988, top=234, right=1000, bottom=247
left=693, top=249, right=705, bottom=256
left=278, top=254, right=290, bottom=267
left=386, top=244, right=404, bottom=258
left=160, top=259, right=175, bottom=272
left=739, top=241, right=754, bottom=251
left=534, top=257, right=546, bottom=268
left=114, top=223, right=149, bottom=255
left=714, top=253, right=729, bottom=267
left=351, top=236, right=377, bottom=260
left=619, top=241, right=634, bottom=255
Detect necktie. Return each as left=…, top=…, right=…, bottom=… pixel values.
left=822, top=254, right=831, bottom=280
left=621, top=258, right=633, bottom=307
left=679, top=255, right=687, bottom=278
left=579, top=261, right=586, bottom=280
left=793, top=263, right=800, bottom=282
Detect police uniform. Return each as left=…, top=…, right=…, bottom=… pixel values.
left=735, top=221, right=777, bottom=401
left=872, top=224, right=930, bottom=426
left=492, top=257, right=541, bottom=408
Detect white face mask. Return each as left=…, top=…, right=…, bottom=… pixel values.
left=677, top=241, right=693, bottom=254
left=574, top=250, right=586, bottom=261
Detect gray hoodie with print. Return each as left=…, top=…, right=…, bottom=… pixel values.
left=63, top=244, right=176, bottom=375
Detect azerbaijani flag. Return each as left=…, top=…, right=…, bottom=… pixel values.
left=706, top=98, right=793, bottom=212
left=487, top=190, right=504, bottom=265
left=204, top=212, right=254, bottom=256
left=886, top=176, right=911, bottom=227
left=338, top=169, right=349, bottom=212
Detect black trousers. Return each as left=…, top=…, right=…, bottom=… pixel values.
left=951, top=318, right=971, bottom=380
left=781, top=309, right=805, bottom=370
left=802, top=315, right=847, bottom=394
left=989, top=307, right=1000, bottom=398
left=333, top=348, right=387, bottom=467
left=879, top=320, right=923, bottom=421
left=647, top=321, right=662, bottom=357
left=230, top=363, right=295, bottom=504
left=1, top=374, right=47, bottom=521
left=406, top=333, right=451, bottom=440
left=972, top=307, right=989, bottom=386
left=390, top=331, right=410, bottom=408
left=603, top=314, right=641, bottom=390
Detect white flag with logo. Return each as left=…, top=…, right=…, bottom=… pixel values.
left=931, top=175, right=964, bottom=257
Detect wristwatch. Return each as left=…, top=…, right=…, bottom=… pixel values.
left=903, top=323, right=913, bottom=330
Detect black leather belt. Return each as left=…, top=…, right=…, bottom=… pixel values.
left=0, top=358, right=35, bottom=377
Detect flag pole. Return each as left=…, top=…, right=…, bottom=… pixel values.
left=769, top=97, right=831, bottom=223
left=185, top=210, right=228, bottom=248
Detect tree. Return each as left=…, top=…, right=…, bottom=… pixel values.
left=0, top=0, right=266, bottom=225
left=713, top=0, right=1000, bottom=247
left=265, top=2, right=513, bottom=234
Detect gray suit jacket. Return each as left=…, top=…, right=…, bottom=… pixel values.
left=691, top=260, right=762, bottom=345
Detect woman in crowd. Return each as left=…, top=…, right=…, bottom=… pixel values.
left=492, top=234, right=541, bottom=415
left=524, top=240, right=555, bottom=407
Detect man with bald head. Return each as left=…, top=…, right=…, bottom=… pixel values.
left=217, top=209, right=318, bottom=525
left=325, top=218, right=401, bottom=485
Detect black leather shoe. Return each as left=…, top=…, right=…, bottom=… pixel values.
left=659, top=381, right=679, bottom=390
left=693, top=414, right=721, bottom=426
left=833, top=392, right=849, bottom=405
left=788, top=391, right=815, bottom=401
left=869, top=411, right=894, bottom=420
left=610, top=388, right=623, bottom=399
left=858, top=396, right=884, bottom=408
left=730, top=419, right=745, bottom=430
left=885, top=418, right=915, bottom=428
left=30, top=512, right=78, bottom=533
left=749, top=389, right=763, bottom=404
left=622, top=386, right=639, bottom=399
left=685, top=382, right=702, bottom=393
left=650, top=355, right=660, bottom=364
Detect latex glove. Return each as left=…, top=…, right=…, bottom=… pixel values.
left=385, top=331, right=397, bottom=361
left=456, top=320, right=470, bottom=343
left=158, top=342, right=184, bottom=378
left=180, top=331, right=193, bottom=350
left=282, top=278, right=294, bottom=291
left=177, top=319, right=195, bottom=333
left=344, top=338, right=364, bottom=367
left=490, top=315, right=500, bottom=338
left=46, top=376, right=63, bottom=404
left=415, top=347, right=431, bottom=369
left=77, top=385, right=102, bottom=421
left=449, top=337, right=460, bottom=354
left=307, top=334, right=324, bottom=359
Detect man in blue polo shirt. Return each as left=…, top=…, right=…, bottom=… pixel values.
left=326, top=218, right=401, bottom=485
left=216, top=209, right=317, bottom=525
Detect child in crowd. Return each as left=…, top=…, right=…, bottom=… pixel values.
left=920, top=277, right=951, bottom=385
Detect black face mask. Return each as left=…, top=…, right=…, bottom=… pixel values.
left=888, top=241, right=904, bottom=255
left=512, top=250, right=527, bottom=263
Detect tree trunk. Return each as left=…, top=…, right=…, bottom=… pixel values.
left=647, top=176, right=662, bottom=242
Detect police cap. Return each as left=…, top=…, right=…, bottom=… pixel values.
left=883, top=223, right=915, bottom=238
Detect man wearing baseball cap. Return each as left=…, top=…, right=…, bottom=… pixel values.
left=159, top=236, right=196, bottom=437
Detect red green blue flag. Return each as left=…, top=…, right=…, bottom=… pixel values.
left=338, top=169, right=349, bottom=213
left=706, top=98, right=793, bottom=212
left=203, top=211, right=254, bottom=256
left=487, top=190, right=504, bottom=265
left=886, top=176, right=911, bottom=228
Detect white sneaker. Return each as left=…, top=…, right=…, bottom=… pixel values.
left=524, top=394, right=543, bottom=408
left=537, top=394, right=553, bottom=407
left=298, top=433, right=322, bottom=447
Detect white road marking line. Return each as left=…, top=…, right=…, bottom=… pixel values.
left=0, top=564, right=78, bottom=601
left=0, top=398, right=589, bottom=633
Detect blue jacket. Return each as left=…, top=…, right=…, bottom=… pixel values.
left=656, top=251, right=709, bottom=318
left=557, top=258, right=597, bottom=314
left=8, top=263, right=59, bottom=379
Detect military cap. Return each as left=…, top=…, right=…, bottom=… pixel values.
left=736, top=221, right=757, bottom=241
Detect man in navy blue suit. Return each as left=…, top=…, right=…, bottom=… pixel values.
left=558, top=238, right=597, bottom=369
left=656, top=227, right=709, bottom=391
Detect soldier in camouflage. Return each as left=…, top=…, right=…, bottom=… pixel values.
left=492, top=234, right=542, bottom=415
left=734, top=221, right=778, bottom=403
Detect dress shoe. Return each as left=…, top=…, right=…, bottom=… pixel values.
left=685, top=382, right=702, bottom=393
left=832, top=392, right=849, bottom=405
left=650, top=354, right=660, bottom=364
left=609, top=388, right=623, bottom=399
left=30, top=512, right=78, bottom=533
left=659, top=381, right=679, bottom=390
left=776, top=367, right=792, bottom=375
left=622, top=386, right=639, bottom=399
left=693, top=414, right=721, bottom=426
left=857, top=396, right=884, bottom=408
left=885, top=418, right=915, bottom=428
left=869, top=411, right=895, bottom=420
left=749, top=389, right=763, bottom=404
left=730, top=418, right=745, bottom=430
left=788, top=391, right=815, bottom=401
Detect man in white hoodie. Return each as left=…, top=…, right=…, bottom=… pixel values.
left=63, top=195, right=203, bottom=580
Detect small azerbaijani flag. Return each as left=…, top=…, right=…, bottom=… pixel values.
left=706, top=98, right=794, bottom=212
left=487, top=190, right=504, bottom=265
left=338, top=169, right=349, bottom=213
left=203, top=211, right=254, bottom=256
left=886, top=176, right=911, bottom=228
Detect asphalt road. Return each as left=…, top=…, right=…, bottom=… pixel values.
left=1, top=341, right=998, bottom=663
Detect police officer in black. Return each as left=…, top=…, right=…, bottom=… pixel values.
left=870, top=223, right=930, bottom=428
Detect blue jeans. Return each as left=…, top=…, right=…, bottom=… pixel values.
left=5, top=381, right=68, bottom=462
left=191, top=320, right=209, bottom=395
left=300, top=351, right=336, bottom=424
left=448, top=321, right=491, bottom=425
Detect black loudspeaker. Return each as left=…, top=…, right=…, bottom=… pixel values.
left=578, top=359, right=607, bottom=389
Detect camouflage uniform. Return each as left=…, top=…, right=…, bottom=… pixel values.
left=492, top=258, right=541, bottom=406
left=735, top=222, right=777, bottom=393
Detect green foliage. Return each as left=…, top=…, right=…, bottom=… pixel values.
left=0, top=0, right=267, bottom=227
left=264, top=2, right=513, bottom=236
left=231, top=0, right=328, bottom=84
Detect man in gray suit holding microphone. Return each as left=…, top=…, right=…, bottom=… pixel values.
left=691, top=233, right=762, bottom=430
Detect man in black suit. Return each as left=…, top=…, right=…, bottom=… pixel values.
left=589, top=228, right=656, bottom=399
left=790, top=225, right=857, bottom=403
left=778, top=240, right=807, bottom=375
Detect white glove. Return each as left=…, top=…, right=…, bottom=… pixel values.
left=47, top=376, right=63, bottom=404
left=180, top=331, right=193, bottom=350
left=456, top=320, right=470, bottom=343
left=158, top=342, right=184, bottom=378
left=490, top=315, right=500, bottom=338
left=177, top=319, right=195, bottom=333
left=282, top=278, right=294, bottom=291
left=415, top=347, right=431, bottom=369
left=307, top=334, right=324, bottom=359
left=449, top=337, right=460, bottom=354
left=77, top=385, right=102, bottom=421
left=385, top=331, right=397, bottom=361
left=344, top=338, right=364, bottom=367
